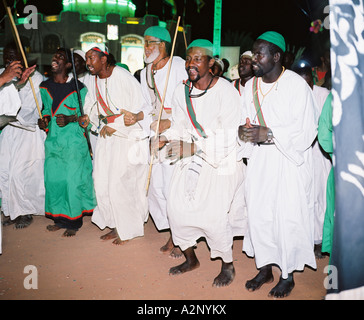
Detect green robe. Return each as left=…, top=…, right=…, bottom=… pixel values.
left=40, top=78, right=96, bottom=230
left=318, top=92, right=334, bottom=254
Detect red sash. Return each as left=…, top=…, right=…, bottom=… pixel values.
left=95, top=77, right=121, bottom=124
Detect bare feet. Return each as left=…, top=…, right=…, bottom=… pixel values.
left=268, top=274, right=295, bottom=298
left=213, top=262, right=235, bottom=287
left=112, top=238, right=129, bottom=246
left=160, top=236, right=174, bottom=253
left=3, top=215, right=33, bottom=228
left=160, top=236, right=183, bottom=259
left=245, top=265, right=274, bottom=291
left=100, top=229, right=118, bottom=240
left=62, top=229, right=77, bottom=237
left=170, top=247, right=183, bottom=259
left=314, top=243, right=327, bottom=259
left=46, top=224, right=62, bottom=232
left=169, top=247, right=200, bottom=275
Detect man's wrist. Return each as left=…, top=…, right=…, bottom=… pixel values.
left=266, top=128, right=274, bottom=142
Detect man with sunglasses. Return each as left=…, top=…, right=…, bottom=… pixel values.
left=141, top=26, right=187, bottom=258
left=153, top=39, right=244, bottom=287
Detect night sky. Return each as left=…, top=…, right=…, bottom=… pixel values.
left=1, top=0, right=330, bottom=63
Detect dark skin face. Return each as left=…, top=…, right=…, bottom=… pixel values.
left=251, top=40, right=282, bottom=83
left=238, top=56, right=253, bottom=86
left=185, top=47, right=216, bottom=89
left=239, top=40, right=284, bottom=143
left=73, top=53, right=87, bottom=76
left=85, top=50, right=113, bottom=79
left=51, top=49, right=71, bottom=80
left=38, top=49, right=76, bottom=130
left=4, top=47, right=23, bottom=69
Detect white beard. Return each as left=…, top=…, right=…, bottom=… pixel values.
left=144, top=48, right=160, bottom=64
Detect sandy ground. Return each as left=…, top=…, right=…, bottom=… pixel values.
left=0, top=214, right=329, bottom=302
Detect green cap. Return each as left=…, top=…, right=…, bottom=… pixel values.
left=187, top=39, right=213, bottom=56
left=257, top=31, right=286, bottom=52
left=144, top=26, right=171, bottom=43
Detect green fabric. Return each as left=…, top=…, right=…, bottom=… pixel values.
left=144, top=26, right=171, bottom=43
left=318, top=92, right=334, bottom=254
left=257, top=31, right=286, bottom=52
left=252, top=77, right=267, bottom=127
left=184, top=80, right=208, bottom=138
left=187, top=39, right=213, bottom=56
left=40, top=82, right=96, bottom=225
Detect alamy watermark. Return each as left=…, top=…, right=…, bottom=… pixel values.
left=19, top=5, right=38, bottom=30
left=23, top=265, right=38, bottom=290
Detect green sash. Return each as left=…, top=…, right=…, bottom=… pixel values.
left=252, top=77, right=267, bottom=127
left=184, top=80, right=208, bottom=139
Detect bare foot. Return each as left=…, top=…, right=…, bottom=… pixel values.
left=268, top=274, right=295, bottom=298
left=245, top=265, right=274, bottom=292
left=160, top=236, right=174, bottom=253
left=14, top=215, right=33, bottom=229
left=170, top=246, right=183, bottom=259
left=112, top=238, right=129, bottom=246
left=169, top=247, right=200, bottom=275
left=100, top=229, right=118, bottom=240
left=213, top=262, right=235, bottom=287
left=62, top=229, right=77, bottom=237
left=169, top=259, right=200, bottom=275
left=46, top=224, right=62, bottom=232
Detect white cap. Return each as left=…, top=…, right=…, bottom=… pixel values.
left=74, top=49, right=86, bottom=61
left=240, top=50, right=253, bottom=59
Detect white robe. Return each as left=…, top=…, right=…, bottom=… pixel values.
left=0, top=70, right=46, bottom=222
left=312, top=85, right=332, bottom=244
left=164, top=78, right=245, bottom=262
left=140, top=56, right=187, bottom=231
left=84, top=66, right=149, bottom=240
left=241, top=70, right=318, bottom=278
left=0, top=82, right=22, bottom=255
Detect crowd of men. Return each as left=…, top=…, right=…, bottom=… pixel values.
left=0, top=27, right=333, bottom=298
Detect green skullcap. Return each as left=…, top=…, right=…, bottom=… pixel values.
left=144, top=26, right=171, bottom=43
left=257, top=31, right=286, bottom=52
left=187, top=39, right=213, bottom=56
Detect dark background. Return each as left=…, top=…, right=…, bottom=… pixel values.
left=1, top=0, right=330, bottom=65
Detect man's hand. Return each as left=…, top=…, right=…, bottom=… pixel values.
left=166, top=140, right=196, bottom=161
left=17, top=65, right=36, bottom=86
left=150, top=119, right=171, bottom=134
left=100, top=125, right=116, bottom=138
left=238, top=117, right=270, bottom=143
left=121, top=109, right=138, bottom=126
left=150, top=135, right=168, bottom=156
left=38, top=116, right=51, bottom=131
left=0, top=61, right=23, bottom=86
left=56, top=114, right=78, bottom=127
left=78, top=115, right=90, bottom=128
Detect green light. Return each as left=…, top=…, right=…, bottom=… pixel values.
left=62, top=0, right=136, bottom=16
left=213, top=0, right=222, bottom=56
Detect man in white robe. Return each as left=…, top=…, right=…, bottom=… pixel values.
left=0, top=59, right=37, bottom=253
left=140, top=26, right=188, bottom=257
left=0, top=44, right=45, bottom=229
left=156, top=40, right=245, bottom=287
left=294, top=66, right=332, bottom=258
left=239, top=32, right=318, bottom=298
left=80, top=46, right=149, bottom=245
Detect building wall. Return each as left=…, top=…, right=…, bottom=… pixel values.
left=3, top=11, right=191, bottom=75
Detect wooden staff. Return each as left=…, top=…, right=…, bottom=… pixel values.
left=4, top=4, right=42, bottom=119
left=70, top=48, right=93, bottom=160
left=146, top=16, right=181, bottom=195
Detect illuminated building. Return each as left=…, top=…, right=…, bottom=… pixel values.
left=3, top=0, right=190, bottom=75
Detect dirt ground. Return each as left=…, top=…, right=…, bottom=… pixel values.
left=0, top=214, right=329, bottom=301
